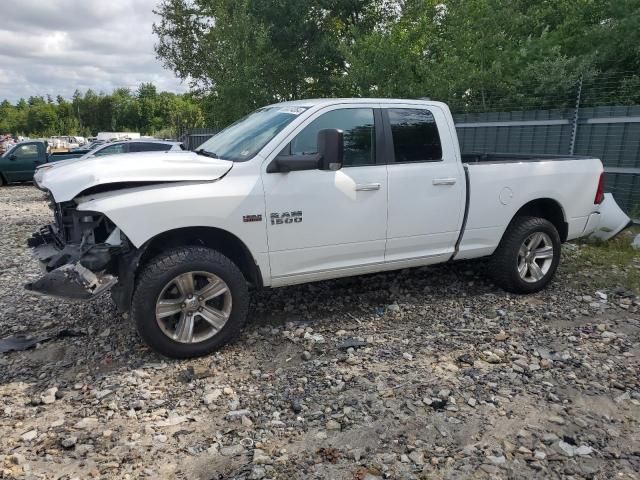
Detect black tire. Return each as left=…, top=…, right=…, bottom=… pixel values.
left=489, top=216, right=561, bottom=294
left=0, top=175, right=5, bottom=187
left=131, top=247, right=249, bottom=358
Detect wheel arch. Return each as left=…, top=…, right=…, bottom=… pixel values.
left=111, top=226, right=263, bottom=313
left=140, top=226, right=263, bottom=289
left=508, top=198, right=568, bottom=242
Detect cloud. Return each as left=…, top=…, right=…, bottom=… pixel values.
left=0, top=0, right=186, bottom=102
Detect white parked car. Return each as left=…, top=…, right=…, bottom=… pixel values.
left=33, top=140, right=185, bottom=184
left=28, top=98, right=630, bottom=358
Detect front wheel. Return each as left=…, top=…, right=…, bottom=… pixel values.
left=489, top=216, right=561, bottom=294
left=131, top=247, right=249, bottom=358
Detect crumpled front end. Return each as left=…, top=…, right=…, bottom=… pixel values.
left=25, top=194, right=126, bottom=301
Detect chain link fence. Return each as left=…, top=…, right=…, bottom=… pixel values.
left=449, top=73, right=640, bottom=216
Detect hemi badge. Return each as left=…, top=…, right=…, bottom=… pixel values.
left=243, top=214, right=263, bottom=223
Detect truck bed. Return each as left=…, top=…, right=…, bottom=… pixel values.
left=461, top=153, right=594, bottom=164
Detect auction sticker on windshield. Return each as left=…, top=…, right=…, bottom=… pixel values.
left=277, top=106, right=307, bottom=115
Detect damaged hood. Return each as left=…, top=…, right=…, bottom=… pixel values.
left=38, top=151, right=234, bottom=202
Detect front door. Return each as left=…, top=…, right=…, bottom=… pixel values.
left=262, top=105, right=388, bottom=285
left=2, top=143, right=43, bottom=182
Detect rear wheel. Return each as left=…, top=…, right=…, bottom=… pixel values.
left=0, top=175, right=5, bottom=187
left=131, top=247, right=249, bottom=358
left=489, top=216, right=561, bottom=293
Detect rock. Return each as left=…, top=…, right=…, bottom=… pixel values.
left=226, top=409, right=251, bottom=420
left=337, top=338, right=367, bottom=350
left=253, top=449, right=271, bottom=465
left=21, top=429, right=37, bottom=442
left=575, top=445, right=593, bottom=456
left=203, top=391, right=222, bottom=405
left=250, top=466, right=266, bottom=479
left=387, top=304, right=401, bottom=313
left=487, top=455, right=506, bottom=465
left=494, top=331, right=509, bottom=341
left=241, top=415, right=254, bottom=427
left=467, top=397, right=477, bottom=407
left=8, top=453, right=26, bottom=465
left=408, top=450, right=424, bottom=465
left=558, top=441, right=576, bottom=457
left=290, top=398, right=302, bottom=413
left=75, top=444, right=94, bottom=456
left=534, top=449, right=547, bottom=460
left=40, top=387, right=58, bottom=405
left=632, top=234, right=640, bottom=249
left=326, top=420, right=341, bottom=430
left=457, top=353, right=474, bottom=364
left=301, top=350, right=312, bottom=361
left=192, top=364, right=214, bottom=379
left=482, top=351, right=502, bottom=363
left=402, top=352, right=413, bottom=361
left=61, top=435, right=77, bottom=448
left=303, top=332, right=325, bottom=343
left=220, top=444, right=245, bottom=457
left=154, top=415, right=188, bottom=427
left=74, top=417, right=99, bottom=429
left=548, top=415, right=565, bottom=425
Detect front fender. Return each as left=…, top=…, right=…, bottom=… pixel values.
left=75, top=176, right=268, bottom=260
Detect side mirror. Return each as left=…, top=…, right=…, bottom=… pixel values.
left=266, top=128, right=344, bottom=173
left=317, top=129, right=344, bottom=171
left=9, top=154, right=17, bottom=161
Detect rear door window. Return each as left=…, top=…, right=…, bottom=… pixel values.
left=387, top=109, right=442, bottom=162
left=94, top=143, right=127, bottom=156
left=130, top=142, right=171, bottom=153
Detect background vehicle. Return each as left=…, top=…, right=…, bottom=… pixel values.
left=28, top=99, right=630, bottom=358
left=70, top=140, right=105, bottom=153
left=0, top=141, right=84, bottom=185
left=81, top=139, right=184, bottom=158
left=48, top=136, right=85, bottom=150
left=32, top=140, right=185, bottom=184
left=97, top=132, right=141, bottom=142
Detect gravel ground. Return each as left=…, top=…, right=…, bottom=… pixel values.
left=0, top=185, right=639, bottom=480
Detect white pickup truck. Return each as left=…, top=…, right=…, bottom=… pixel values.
left=28, top=98, right=630, bottom=358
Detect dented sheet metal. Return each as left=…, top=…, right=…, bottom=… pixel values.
left=0, top=329, right=84, bottom=354
left=25, top=263, right=117, bottom=300
left=590, top=193, right=632, bottom=241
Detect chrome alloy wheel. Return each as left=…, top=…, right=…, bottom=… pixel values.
left=517, top=232, right=554, bottom=283
left=155, top=271, right=232, bottom=343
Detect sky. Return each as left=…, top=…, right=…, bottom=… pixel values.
left=0, top=0, right=187, bottom=103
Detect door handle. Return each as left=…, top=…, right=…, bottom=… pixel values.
left=355, top=183, right=381, bottom=191
left=432, top=178, right=457, bottom=186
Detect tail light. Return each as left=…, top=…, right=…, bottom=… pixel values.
left=594, top=172, right=605, bottom=205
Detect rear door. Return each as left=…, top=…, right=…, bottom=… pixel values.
left=383, top=105, right=466, bottom=264
left=262, top=104, right=388, bottom=284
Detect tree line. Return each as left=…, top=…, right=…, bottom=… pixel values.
left=0, top=83, right=204, bottom=138
left=154, top=0, right=640, bottom=127
left=3, top=0, right=639, bottom=137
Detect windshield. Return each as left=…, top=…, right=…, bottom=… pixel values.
left=197, top=105, right=308, bottom=162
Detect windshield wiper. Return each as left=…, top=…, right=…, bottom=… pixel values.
left=195, top=149, right=218, bottom=158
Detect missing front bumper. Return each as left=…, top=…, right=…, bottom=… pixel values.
left=25, top=263, right=118, bottom=301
